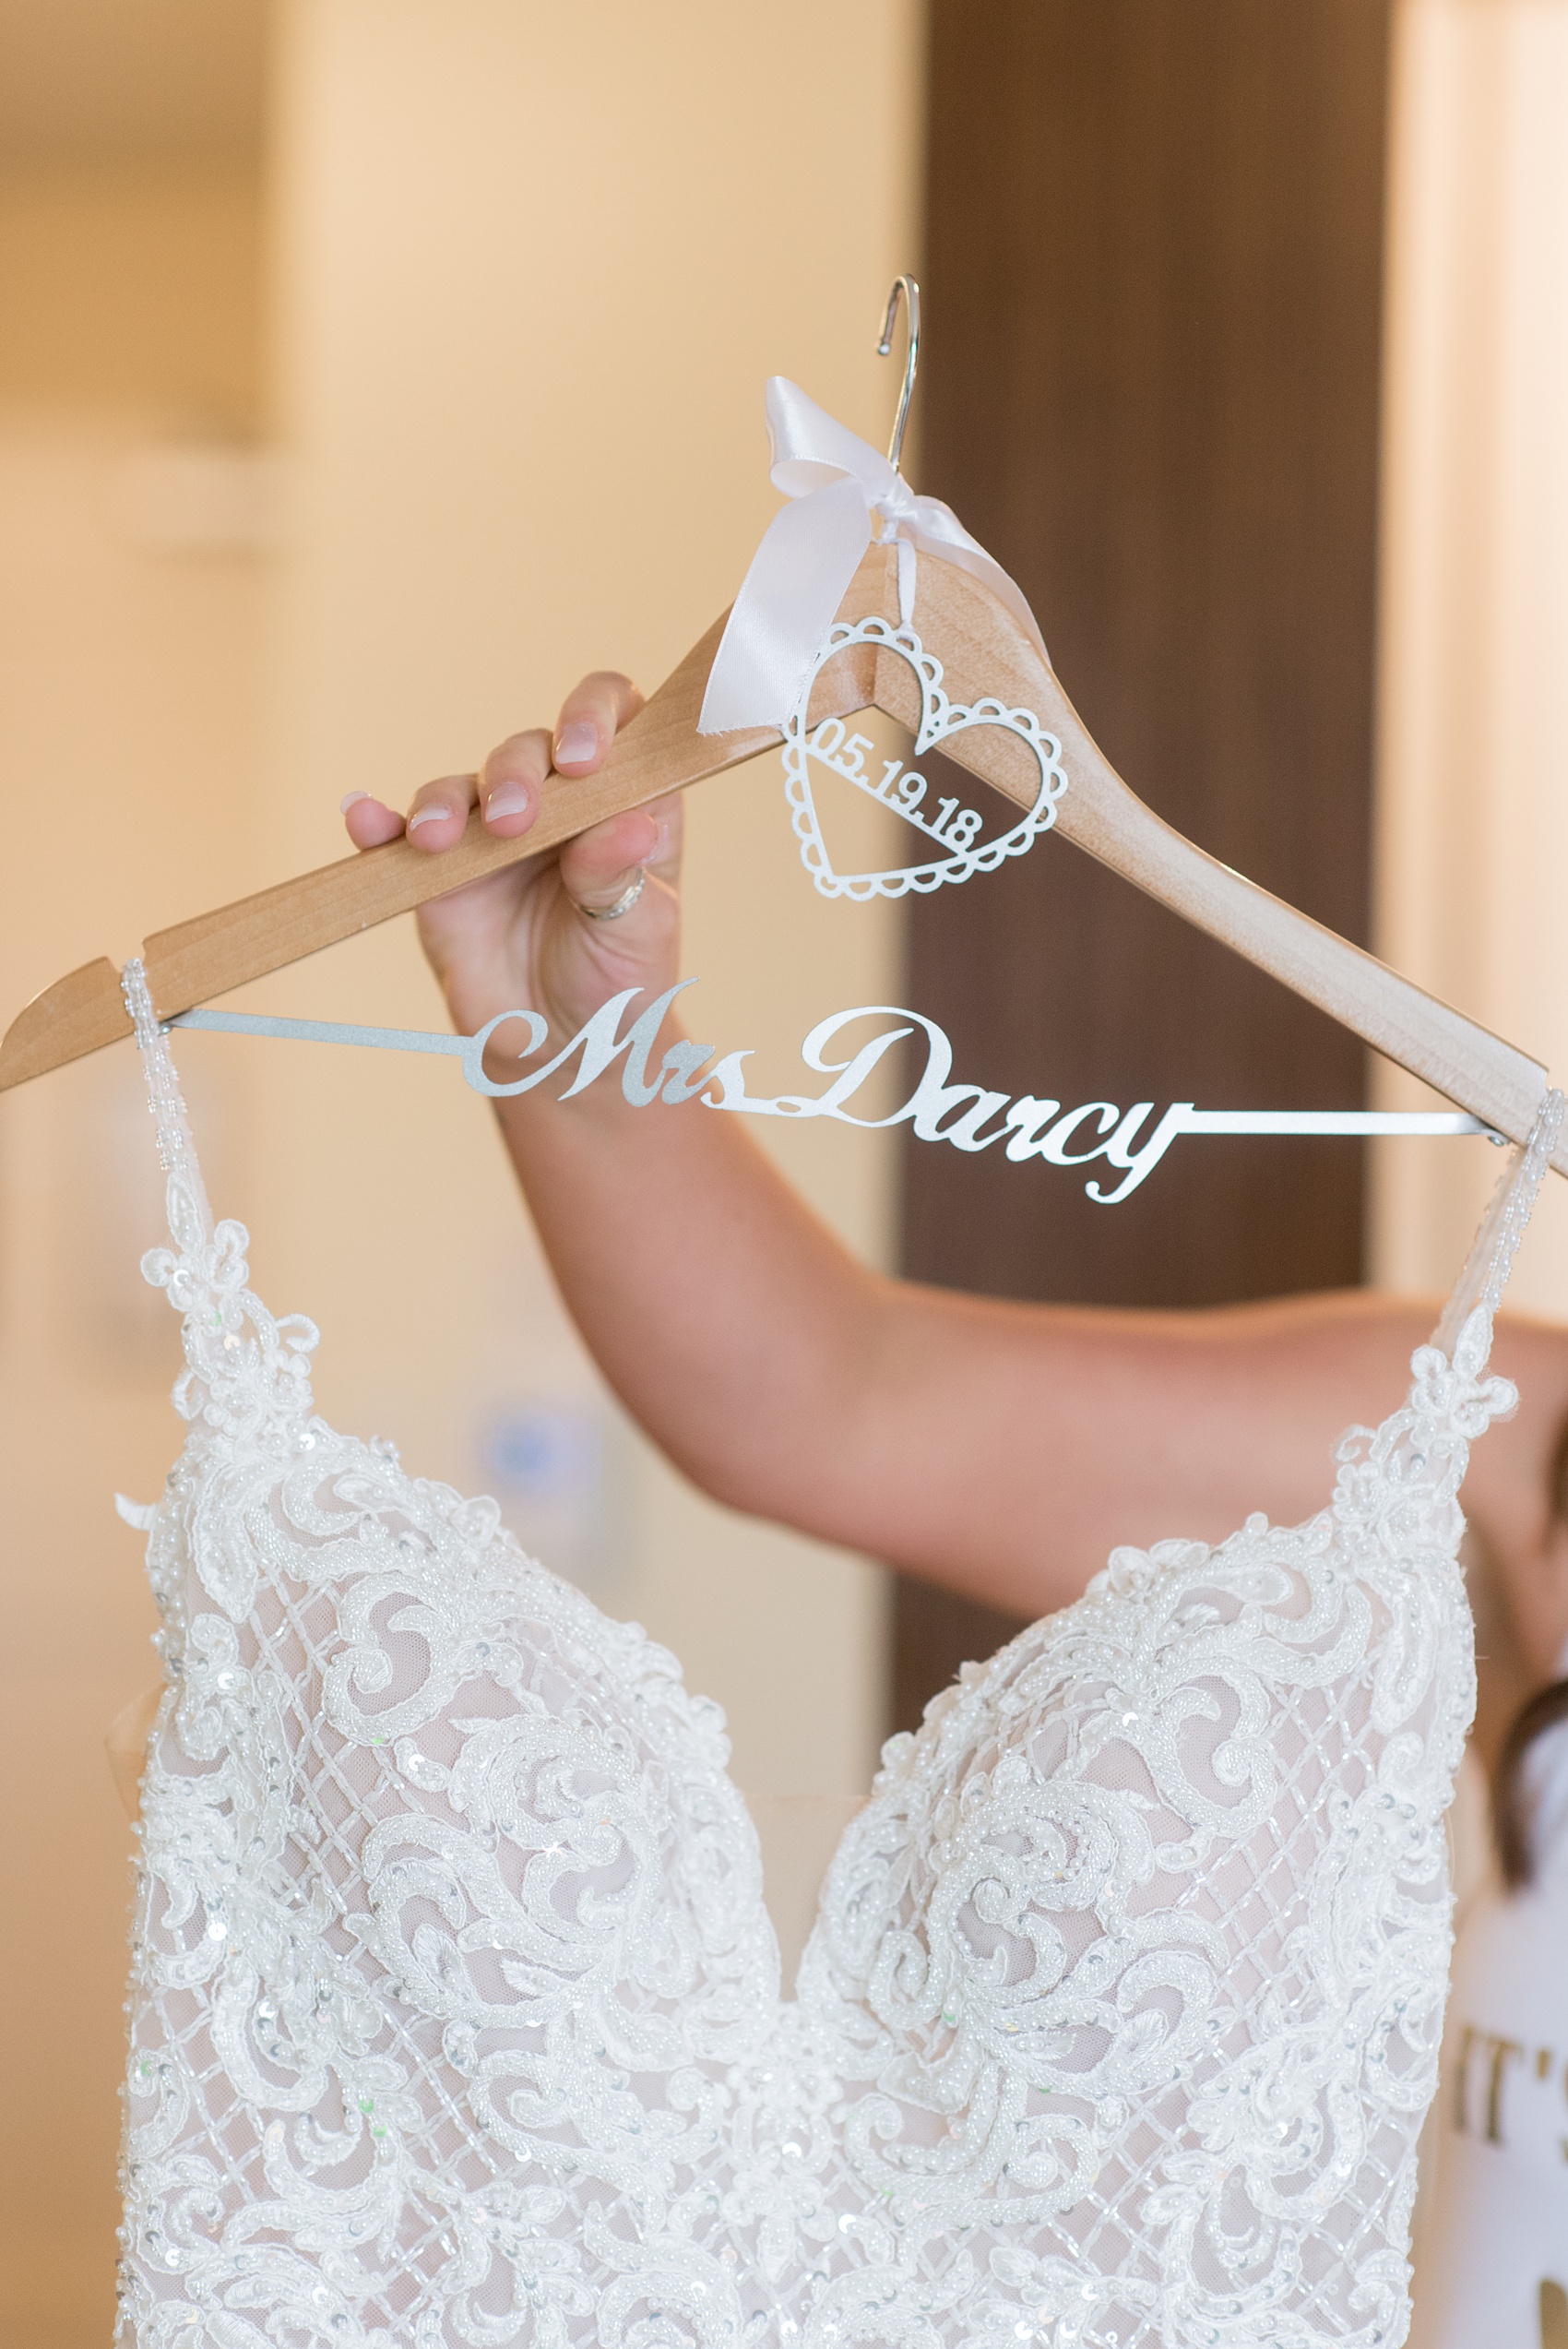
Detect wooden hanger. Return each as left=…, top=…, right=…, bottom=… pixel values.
left=2, top=542, right=1559, bottom=1176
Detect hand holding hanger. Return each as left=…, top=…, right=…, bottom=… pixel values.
left=340, top=670, right=683, bottom=1053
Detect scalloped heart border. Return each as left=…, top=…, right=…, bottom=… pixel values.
left=781, top=615, right=1069, bottom=902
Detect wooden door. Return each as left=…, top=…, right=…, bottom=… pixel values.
left=895, top=0, right=1392, bottom=1730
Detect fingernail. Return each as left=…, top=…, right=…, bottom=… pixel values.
left=554, top=721, right=598, bottom=766
left=407, top=804, right=455, bottom=833
left=484, top=780, right=531, bottom=818
left=340, top=791, right=369, bottom=812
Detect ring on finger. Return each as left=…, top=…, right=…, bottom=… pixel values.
left=568, top=865, right=646, bottom=923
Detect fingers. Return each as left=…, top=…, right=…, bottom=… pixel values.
left=403, top=771, right=481, bottom=853
left=340, top=670, right=644, bottom=858
left=341, top=774, right=477, bottom=855
left=557, top=788, right=681, bottom=898
left=472, top=674, right=641, bottom=836
left=477, top=728, right=552, bottom=838
left=552, top=671, right=644, bottom=773
left=341, top=791, right=405, bottom=850
left=558, top=807, right=662, bottom=913
left=636, top=793, right=683, bottom=884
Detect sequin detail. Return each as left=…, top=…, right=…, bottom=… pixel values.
left=115, top=959, right=1562, bottom=2347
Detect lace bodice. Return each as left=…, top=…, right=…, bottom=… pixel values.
left=114, top=960, right=1562, bottom=2349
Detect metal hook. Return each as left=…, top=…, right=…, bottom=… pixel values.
left=876, top=274, right=921, bottom=473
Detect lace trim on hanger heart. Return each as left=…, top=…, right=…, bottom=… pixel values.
left=780, top=615, right=1067, bottom=900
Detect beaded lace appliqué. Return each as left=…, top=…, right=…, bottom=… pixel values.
left=114, top=958, right=1562, bottom=2347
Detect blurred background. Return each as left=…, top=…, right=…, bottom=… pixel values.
left=1, top=2, right=1565, bottom=2339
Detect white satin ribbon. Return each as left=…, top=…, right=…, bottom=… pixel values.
left=696, top=377, right=1050, bottom=735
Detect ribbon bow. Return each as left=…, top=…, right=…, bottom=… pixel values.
left=697, top=377, right=1049, bottom=736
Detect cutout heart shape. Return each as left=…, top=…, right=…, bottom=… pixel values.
left=781, top=615, right=1068, bottom=900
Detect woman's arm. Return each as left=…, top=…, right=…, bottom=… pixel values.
left=344, top=678, right=1568, bottom=1648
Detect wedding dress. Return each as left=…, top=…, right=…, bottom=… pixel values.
left=114, top=958, right=1561, bottom=2349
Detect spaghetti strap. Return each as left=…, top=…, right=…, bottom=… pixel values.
left=1431, top=1089, right=1564, bottom=1362
left=122, top=957, right=214, bottom=1254
left=121, top=956, right=317, bottom=1443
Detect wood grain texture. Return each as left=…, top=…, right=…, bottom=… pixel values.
left=139, top=614, right=780, bottom=1018
left=2, top=238, right=1556, bottom=1226
left=136, top=616, right=890, bottom=1025
left=0, top=607, right=888, bottom=1090
left=0, top=957, right=130, bottom=1090
left=3, top=524, right=1552, bottom=1177
left=4, top=537, right=1556, bottom=1172
left=897, top=557, right=1548, bottom=1150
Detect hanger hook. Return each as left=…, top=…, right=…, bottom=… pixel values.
left=876, top=274, right=921, bottom=473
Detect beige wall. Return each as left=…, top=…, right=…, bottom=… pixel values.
left=1372, top=0, right=1568, bottom=1313
left=1374, top=15, right=1568, bottom=2300
left=256, top=0, right=921, bottom=1803
left=0, top=8, right=921, bottom=2337
left=0, top=180, right=269, bottom=2344
left=0, top=165, right=263, bottom=424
